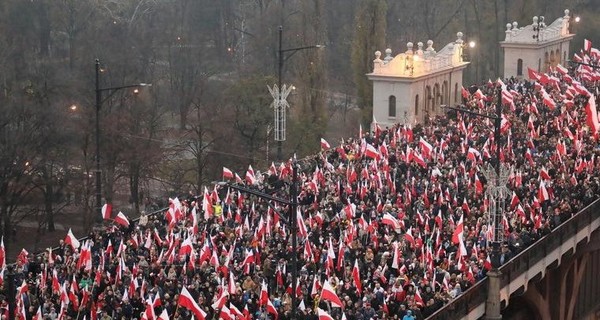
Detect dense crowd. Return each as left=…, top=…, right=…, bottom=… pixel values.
left=1, top=44, right=599, bottom=320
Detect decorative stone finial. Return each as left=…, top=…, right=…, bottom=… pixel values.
left=506, top=23, right=512, bottom=31
left=564, top=9, right=570, bottom=17
left=512, top=22, right=518, bottom=29
left=456, top=32, right=464, bottom=45
left=533, top=16, right=538, bottom=24
left=406, top=42, right=414, bottom=54
left=416, top=42, right=424, bottom=57
left=426, top=40, right=434, bottom=52
left=373, top=50, right=383, bottom=68
left=384, top=48, right=393, bottom=62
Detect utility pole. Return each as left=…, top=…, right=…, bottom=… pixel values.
left=270, top=26, right=324, bottom=161
left=94, top=59, right=150, bottom=221
left=218, top=159, right=300, bottom=319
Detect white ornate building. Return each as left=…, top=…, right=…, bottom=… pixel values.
left=367, top=32, right=470, bottom=128
left=500, top=9, right=575, bottom=79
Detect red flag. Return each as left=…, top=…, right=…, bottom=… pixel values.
left=352, top=259, right=362, bottom=294
left=404, top=227, right=415, bottom=246
left=102, top=203, right=112, bottom=220
left=510, top=191, right=520, bottom=209
left=297, top=209, right=308, bottom=238
left=114, top=212, right=130, bottom=227
left=157, top=309, right=170, bottom=320
left=229, top=304, right=244, bottom=319
left=259, top=280, right=269, bottom=306
left=584, top=39, right=592, bottom=52
left=219, top=305, right=233, bottom=320
left=539, top=167, right=551, bottom=180
left=381, top=213, right=401, bottom=230
left=461, top=86, right=470, bottom=99
left=474, top=174, right=484, bottom=194
left=527, top=68, right=540, bottom=81
left=467, top=147, right=481, bottom=161
left=235, top=173, right=243, bottom=184
left=556, top=64, right=568, bottom=75
left=462, top=198, right=471, bottom=215
left=177, top=287, right=206, bottom=320
left=585, top=96, right=600, bottom=134
left=365, top=143, right=380, bottom=160
left=411, top=150, right=427, bottom=168
left=317, top=308, right=335, bottom=320
left=32, top=307, right=42, bottom=320
left=484, top=255, right=493, bottom=271
left=245, top=165, right=257, bottom=185
left=266, top=298, right=279, bottom=318
left=434, top=209, right=443, bottom=230
left=538, top=181, right=550, bottom=202
left=542, top=91, right=556, bottom=110
left=222, top=167, right=234, bottom=179
left=473, top=89, right=485, bottom=100
left=320, top=138, right=331, bottom=150
left=452, top=214, right=464, bottom=245
left=321, top=279, right=344, bottom=308
left=414, top=285, right=425, bottom=306
left=65, top=228, right=80, bottom=250
left=419, top=137, right=433, bottom=159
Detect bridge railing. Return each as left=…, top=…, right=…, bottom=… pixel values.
left=427, top=199, right=600, bottom=320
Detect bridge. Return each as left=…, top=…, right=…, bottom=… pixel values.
left=427, top=199, right=600, bottom=320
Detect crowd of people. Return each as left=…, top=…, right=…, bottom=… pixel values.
left=1, top=44, right=599, bottom=320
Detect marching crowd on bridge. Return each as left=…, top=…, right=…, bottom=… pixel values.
left=1, top=41, right=599, bottom=320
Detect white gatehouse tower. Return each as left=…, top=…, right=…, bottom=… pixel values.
left=367, top=32, right=470, bottom=128
left=500, top=9, right=575, bottom=79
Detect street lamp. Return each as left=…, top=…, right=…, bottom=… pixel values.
left=6, top=265, right=15, bottom=320
left=95, top=59, right=150, bottom=222
left=217, top=159, right=299, bottom=318
left=443, top=85, right=507, bottom=319
left=271, top=26, right=325, bottom=161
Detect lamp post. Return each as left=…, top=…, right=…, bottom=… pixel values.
left=95, top=59, right=150, bottom=222
left=444, top=85, right=507, bottom=319
left=218, top=160, right=299, bottom=318
left=6, top=265, right=15, bottom=320
left=272, top=26, right=324, bottom=161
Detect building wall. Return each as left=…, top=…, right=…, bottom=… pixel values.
left=503, top=41, right=571, bottom=78
left=372, top=67, right=466, bottom=128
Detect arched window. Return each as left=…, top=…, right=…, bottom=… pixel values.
left=433, top=83, right=441, bottom=112
left=517, top=59, right=523, bottom=76
left=454, top=83, right=458, bottom=103
left=388, top=95, right=396, bottom=117
left=415, top=94, right=419, bottom=115
left=442, top=81, right=448, bottom=104
left=425, top=86, right=432, bottom=113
